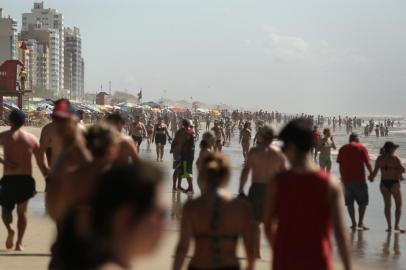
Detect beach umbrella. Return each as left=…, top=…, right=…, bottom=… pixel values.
left=142, top=101, right=161, bottom=109
left=170, top=107, right=186, bottom=113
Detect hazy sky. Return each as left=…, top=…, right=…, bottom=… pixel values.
left=2, top=0, right=405, bottom=115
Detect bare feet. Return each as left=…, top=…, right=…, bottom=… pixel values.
left=6, top=229, right=15, bottom=249
left=358, top=224, right=370, bottom=231
left=15, top=243, right=24, bottom=251
left=350, top=225, right=357, bottom=231
left=395, top=227, right=405, bottom=233
left=185, top=188, right=194, bottom=194
left=386, top=227, right=392, bottom=232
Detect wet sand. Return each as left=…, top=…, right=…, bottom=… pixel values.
left=0, top=124, right=403, bottom=269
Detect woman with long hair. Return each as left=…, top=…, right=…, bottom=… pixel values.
left=56, top=163, right=166, bottom=270
left=370, top=141, right=405, bottom=232
left=173, top=152, right=254, bottom=270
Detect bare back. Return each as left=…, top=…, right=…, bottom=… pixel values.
left=0, top=129, right=39, bottom=175
left=40, top=122, right=63, bottom=166
left=247, top=145, right=285, bottom=183
left=184, top=195, right=252, bottom=268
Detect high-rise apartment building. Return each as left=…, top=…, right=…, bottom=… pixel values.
left=22, top=2, right=64, bottom=95
left=64, top=27, right=84, bottom=100
left=0, top=8, right=18, bottom=64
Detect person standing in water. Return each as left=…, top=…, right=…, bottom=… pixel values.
left=263, top=119, right=351, bottom=270
left=0, top=110, right=42, bottom=251
left=239, top=122, right=252, bottom=162
left=173, top=152, right=255, bottom=270
left=319, top=128, right=336, bottom=173
left=153, top=117, right=171, bottom=162
left=369, top=142, right=405, bottom=233
left=211, top=121, right=225, bottom=152
left=337, top=133, right=372, bottom=231
left=239, top=124, right=285, bottom=258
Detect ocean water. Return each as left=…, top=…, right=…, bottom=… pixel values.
left=28, top=119, right=406, bottom=269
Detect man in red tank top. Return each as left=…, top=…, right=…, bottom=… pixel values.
left=263, top=119, right=352, bottom=270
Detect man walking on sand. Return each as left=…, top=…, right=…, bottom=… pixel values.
left=239, top=124, right=285, bottom=258
left=337, top=133, right=373, bottom=231
left=0, top=110, right=43, bottom=251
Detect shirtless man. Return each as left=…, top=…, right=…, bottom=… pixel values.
left=0, top=110, right=43, bottom=251
left=239, top=122, right=252, bottom=162
left=43, top=99, right=92, bottom=221
left=105, top=113, right=139, bottom=165
left=130, top=116, right=147, bottom=153
left=211, top=120, right=225, bottom=152
left=239, top=124, right=285, bottom=258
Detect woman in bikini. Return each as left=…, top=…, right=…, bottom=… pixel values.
left=370, top=141, right=405, bottom=233
left=153, top=117, right=171, bottom=162
left=173, top=152, right=255, bottom=270
left=318, top=128, right=336, bottom=173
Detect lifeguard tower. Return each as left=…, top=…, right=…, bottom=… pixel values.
left=0, top=42, right=32, bottom=119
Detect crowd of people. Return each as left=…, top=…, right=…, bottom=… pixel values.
left=0, top=99, right=404, bottom=270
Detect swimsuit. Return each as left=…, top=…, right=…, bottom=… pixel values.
left=132, top=135, right=143, bottom=146
left=248, top=183, right=267, bottom=221
left=381, top=179, right=399, bottom=190
left=0, top=175, right=36, bottom=210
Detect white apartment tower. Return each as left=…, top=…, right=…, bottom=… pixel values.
left=22, top=2, right=64, bottom=95
left=0, top=8, right=18, bottom=64
left=64, top=27, right=84, bottom=100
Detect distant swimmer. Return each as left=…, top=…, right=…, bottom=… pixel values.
left=239, top=122, right=252, bottom=162
left=370, top=142, right=405, bottom=233
left=211, top=120, right=225, bottom=152
left=239, top=124, right=285, bottom=258
left=0, top=110, right=42, bottom=251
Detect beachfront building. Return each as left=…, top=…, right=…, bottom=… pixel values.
left=22, top=2, right=64, bottom=96
left=64, top=27, right=84, bottom=100
left=20, top=27, right=59, bottom=95
left=0, top=8, right=18, bottom=64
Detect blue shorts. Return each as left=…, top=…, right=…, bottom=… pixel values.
left=343, top=181, right=369, bottom=207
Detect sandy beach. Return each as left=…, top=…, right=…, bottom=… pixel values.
left=0, top=125, right=389, bottom=269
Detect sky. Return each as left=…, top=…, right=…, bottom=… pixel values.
left=2, top=0, right=406, bottom=115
